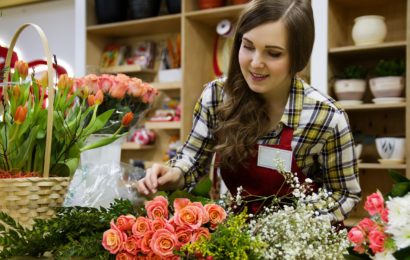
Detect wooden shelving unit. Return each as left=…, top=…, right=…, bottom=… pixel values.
left=325, top=0, right=409, bottom=224
left=121, top=142, right=155, bottom=150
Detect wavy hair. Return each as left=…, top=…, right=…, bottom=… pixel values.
left=213, top=0, right=314, bottom=170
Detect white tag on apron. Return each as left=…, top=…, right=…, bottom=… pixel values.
left=257, top=145, right=292, bottom=172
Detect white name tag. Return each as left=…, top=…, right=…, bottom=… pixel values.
left=257, top=145, right=292, bottom=172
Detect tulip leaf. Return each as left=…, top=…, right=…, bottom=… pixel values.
left=389, top=170, right=410, bottom=183
left=79, top=133, right=125, bottom=152
left=191, top=174, right=212, bottom=197
left=13, top=126, right=39, bottom=170
left=390, top=182, right=410, bottom=197
left=51, top=158, right=79, bottom=177
left=83, top=108, right=115, bottom=136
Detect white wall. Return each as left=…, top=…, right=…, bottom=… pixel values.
left=0, top=0, right=75, bottom=76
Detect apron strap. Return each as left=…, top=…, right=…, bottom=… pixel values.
left=279, top=126, right=294, bottom=146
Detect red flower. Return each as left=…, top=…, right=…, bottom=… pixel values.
left=14, top=106, right=28, bottom=124
left=121, top=112, right=134, bottom=127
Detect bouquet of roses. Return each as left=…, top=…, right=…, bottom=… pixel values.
left=74, top=73, right=158, bottom=135
left=102, top=196, right=227, bottom=259
left=347, top=171, right=410, bottom=260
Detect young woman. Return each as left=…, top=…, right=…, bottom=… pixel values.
left=134, top=0, right=361, bottom=222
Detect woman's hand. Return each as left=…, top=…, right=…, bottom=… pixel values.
left=134, top=163, right=185, bottom=196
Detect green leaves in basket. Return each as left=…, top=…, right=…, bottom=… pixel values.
left=387, top=170, right=410, bottom=198
left=0, top=199, right=136, bottom=259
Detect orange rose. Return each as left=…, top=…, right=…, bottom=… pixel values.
left=116, top=252, right=135, bottom=260
left=174, top=203, right=206, bottom=230
left=204, top=204, right=226, bottom=229
left=145, top=196, right=169, bottom=220
left=84, top=74, right=99, bottom=93
left=132, top=216, right=152, bottom=238
left=102, top=221, right=127, bottom=254
left=192, top=227, right=210, bottom=242
left=98, top=74, right=115, bottom=93
left=140, top=230, right=155, bottom=254
left=123, top=235, right=140, bottom=255
left=150, top=229, right=176, bottom=257
left=110, top=82, right=128, bottom=99
left=116, top=214, right=136, bottom=232
left=127, top=78, right=144, bottom=97
left=175, top=227, right=193, bottom=249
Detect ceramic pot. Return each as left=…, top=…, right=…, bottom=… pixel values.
left=334, top=79, right=366, bottom=100
left=95, top=0, right=127, bottom=24
left=129, top=0, right=161, bottom=19
left=369, top=76, right=404, bottom=98
left=352, top=15, right=387, bottom=46
left=375, top=137, right=406, bottom=160
left=166, top=0, right=181, bottom=14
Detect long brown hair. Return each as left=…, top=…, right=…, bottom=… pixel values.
left=213, top=0, right=314, bottom=170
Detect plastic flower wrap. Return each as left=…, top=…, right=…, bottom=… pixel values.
left=101, top=196, right=227, bottom=258
left=0, top=61, right=155, bottom=177
left=74, top=73, right=158, bottom=134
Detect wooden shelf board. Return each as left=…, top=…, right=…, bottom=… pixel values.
left=185, top=4, right=246, bottom=26
left=99, top=65, right=156, bottom=74
left=342, top=102, right=406, bottom=111
left=87, top=14, right=181, bottom=37
left=145, top=121, right=181, bottom=129
left=121, top=142, right=155, bottom=150
left=150, top=81, right=182, bottom=90
left=359, top=163, right=407, bottom=169
left=329, top=41, right=406, bottom=55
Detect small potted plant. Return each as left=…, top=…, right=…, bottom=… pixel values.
left=369, top=59, right=405, bottom=99
left=333, top=65, right=367, bottom=103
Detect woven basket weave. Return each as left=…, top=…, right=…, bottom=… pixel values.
left=1, top=24, right=70, bottom=227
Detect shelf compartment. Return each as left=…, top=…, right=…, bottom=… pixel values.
left=185, top=5, right=245, bottom=27
left=150, top=81, right=182, bottom=90
left=87, top=14, right=181, bottom=37
left=358, top=163, right=407, bottom=169
left=121, top=143, right=155, bottom=150
left=342, top=102, right=406, bottom=111
left=145, top=121, right=181, bottom=129
left=329, top=41, right=406, bottom=55
left=99, top=65, right=156, bottom=74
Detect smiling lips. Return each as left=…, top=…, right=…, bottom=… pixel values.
left=250, top=71, right=269, bottom=81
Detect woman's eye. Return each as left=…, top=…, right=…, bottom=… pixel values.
left=269, top=52, right=282, bottom=58
left=243, top=45, right=254, bottom=50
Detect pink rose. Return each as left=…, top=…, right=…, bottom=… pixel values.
left=145, top=196, right=169, bottom=220
left=123, top=235, right=140, bottom=255
left=353, top=244, right=366, bottom=254
left=132, top=216, right=152, bottom=238
left=381, top=208, right=389, bottom=223
left=204, top=204, right=226, bottom=229
left=98, top=74, right=115, bottom=93
left=141, top=87, right=157, bottom=103
left=175, top=227, right=193, bottom=249
left=110, top=82, right=128, bottom=99
left=127, top=78, right=144, bottom=97
left=102, top=221, right=127, bottom=254
left=117, top=215, right=136, bottom=232
left=150, top=229, right=177, bottom=257
left=368, top=229, right=386, bottom=254
left=141, top=230, right=155, bottom=254
left=358, top=218, right=377, bottom=234
left=364, top=191, right=385, bottom=216
left=116, top=252, right=135, bottom=260
left=84, top=74, right=99, bottom=93
left=192, top=227, right=210, bottom=242
left=173, top=198, right=191, bottom=212
left=348, top=227, right=365, bottom=245
left=174, top=204, right=205, bottom=230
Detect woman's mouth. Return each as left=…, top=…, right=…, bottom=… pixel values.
left=250, top=71, right=269, bottom=81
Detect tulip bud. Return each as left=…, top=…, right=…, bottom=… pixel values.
left=14, top=106, right=28, bottom=124
left=79, top=85, right=89, bottom=99
left=87, top=94, right=95, bottom=106
left=39, top=71, right=48, bottom=87
left=14, top=61, right=28, bottom=80
left=12, top=85, right=21, bottom=98
left=121, top=112, right=134, bottom=127
left=95, top=90, right=104, bottom=105
left=57, top=74, right=74, bottom=90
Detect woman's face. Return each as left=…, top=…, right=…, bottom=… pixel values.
left=238, top=20, right=292, bottom=101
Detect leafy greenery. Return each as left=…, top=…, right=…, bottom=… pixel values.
left=339, top=65, right=367, bottom=79
left=373, top=59, right=405, bottom=77
left=387, top=170, right=410, bottom=198
left=0, top=199, right=139, bottom=259
left=181, top=211, right=265, bottom=260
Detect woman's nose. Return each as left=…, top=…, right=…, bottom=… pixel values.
left=250, top=52, right=265, bottom=68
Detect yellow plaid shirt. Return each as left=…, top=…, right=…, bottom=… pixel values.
left=169, top=77, right=361, bottom=221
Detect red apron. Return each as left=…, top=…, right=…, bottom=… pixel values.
left=215, top=126, right=313, bottom=214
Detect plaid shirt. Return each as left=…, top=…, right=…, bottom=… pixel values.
left=169, top=77, right=361, bottom=221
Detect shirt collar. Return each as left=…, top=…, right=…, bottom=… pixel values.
left=280, top=77, right=304, bottom=129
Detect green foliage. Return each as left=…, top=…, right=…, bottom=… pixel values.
left=387, top=170, right=410, bottom=198
left=373, top=59, right=405, bottom=77
left=393, top=245, right=410, bottom=260
left=0, top=199, right=138, bottom=259
left=181, top=211, right=265, bottom=260
left=340, top=65, right=367, bottom=79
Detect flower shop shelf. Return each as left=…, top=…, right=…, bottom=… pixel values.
left=145, top=121, right=181, bottom=130
left=99, top=65, right=156, bottom=75
left=358, top=163, right=407, bottom=170
left=87, top=14, right=181, bottom=37
left=121, top=143, right=155, bottom=150
left=185, top=4, right=246, bottom=26
left=150, top=81, right=181, bottom=91
left=342, top=103, right=406, bottom=111
left=328, top=40, right=407, bottom=55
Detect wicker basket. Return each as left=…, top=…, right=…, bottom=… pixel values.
left=1, top=24, right=70, bottom=227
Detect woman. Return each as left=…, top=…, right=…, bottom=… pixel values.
left=135, top=0, right=361, bottom=222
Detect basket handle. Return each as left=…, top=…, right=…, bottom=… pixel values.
left=3, top=23, right=55, bottom=178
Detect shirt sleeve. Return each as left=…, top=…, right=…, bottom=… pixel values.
left=319, top=110, right=362, bottom=222
left=167, top=82, right=220, bottom=191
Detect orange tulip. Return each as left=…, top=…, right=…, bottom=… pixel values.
left=12, top=85, right=21, bottom=98
left=14, top=61, right=28, bottom=80
left=87, top=94, right=95, bottom=106
left=14, top=106, right=28, bottom=124
left=95, top=90, right=104, bottom=105
left=121, top=112, right=134, bottom=127
left=57, top=74, right=74, bottom=90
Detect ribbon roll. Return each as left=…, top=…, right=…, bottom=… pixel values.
left=216, top=19, right=234, bottom=37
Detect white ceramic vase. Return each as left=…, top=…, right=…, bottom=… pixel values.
left=352, top=15, right=387, bottom=46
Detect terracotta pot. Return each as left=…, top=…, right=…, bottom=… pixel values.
left=199, top=0, right=225, bottom=9
left=231, top=0, right=249, bottom=5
